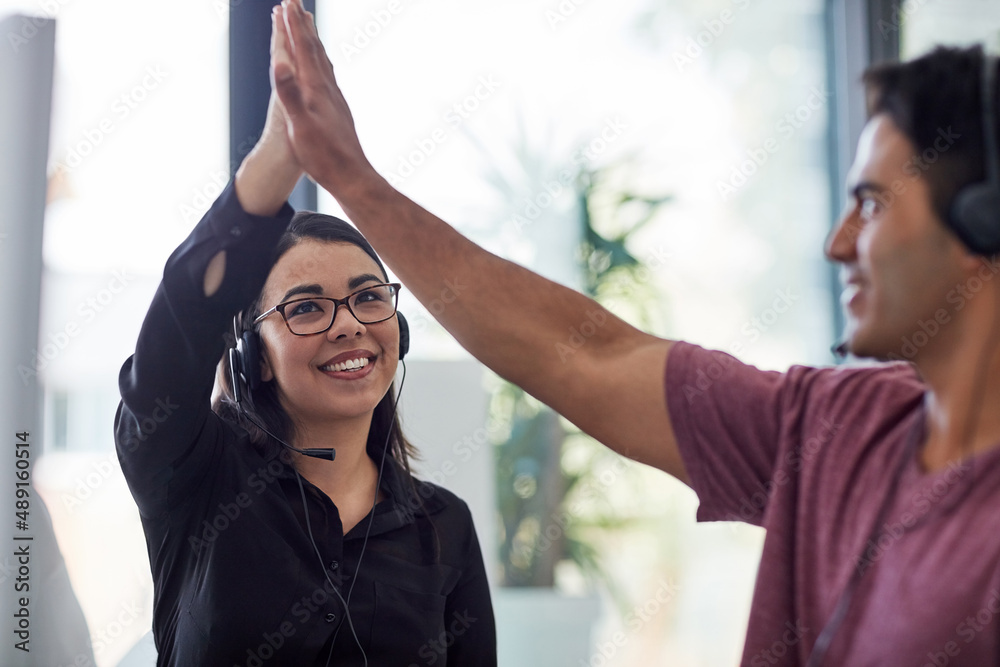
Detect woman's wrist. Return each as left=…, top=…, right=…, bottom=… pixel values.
left=234, top=141, right=303, bottom=217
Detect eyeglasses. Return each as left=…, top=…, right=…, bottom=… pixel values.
left=254, top=283, right=401, bottom=336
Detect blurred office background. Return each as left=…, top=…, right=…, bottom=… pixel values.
left=1, top=0, right=999, bottom=664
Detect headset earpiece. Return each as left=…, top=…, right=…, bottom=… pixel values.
left=949, top=53, right=1000, bottom=255
left=230, top=315, right=262, bottom=404
left=238, top=329, right=262, bottom=391
left=951, top=185, right=1000, bottom=254
left=397, top=311, right=409, bottom=361
left=228, top=346, right=244, bottom=404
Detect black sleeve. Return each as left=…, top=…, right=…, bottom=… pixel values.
left=444, top=506, right=497, bottom=667
left=114, top=181, right=294, bottom=519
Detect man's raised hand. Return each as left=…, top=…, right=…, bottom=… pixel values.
left=273, top=0, right=377, bottom=193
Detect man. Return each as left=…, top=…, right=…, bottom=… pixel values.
left=270, top=0, right=1000, bottom=662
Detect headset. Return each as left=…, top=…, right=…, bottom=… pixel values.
left=949, top=53, right=1000, bottom=256
left=812, top=52, right=1000, bottom=665
left=227, top=308, right=410, bottom=666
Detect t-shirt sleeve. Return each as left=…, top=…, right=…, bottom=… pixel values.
left=665, top=341, right=797, bottom=526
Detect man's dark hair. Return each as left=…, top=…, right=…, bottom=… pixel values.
left=863, top=45, right=994, bottom=228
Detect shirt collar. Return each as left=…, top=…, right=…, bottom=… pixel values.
left=260, top=439, right=447, bottom=530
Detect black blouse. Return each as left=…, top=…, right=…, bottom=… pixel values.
left=114, top=183, right=496, bottom=666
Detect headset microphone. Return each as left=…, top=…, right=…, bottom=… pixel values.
left=228, top=320, right=337, bottom=461
left=236, top=400, right=337, bottom=461
left=300, top=448, right=336, bottom=460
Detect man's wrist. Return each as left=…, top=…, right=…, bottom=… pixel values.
left=331, top=167, right=395, bottom=217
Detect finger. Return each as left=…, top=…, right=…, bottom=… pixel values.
left=273, top=7, right=306, bottom=119
left=283, top=0, right=329, bottom=85
left=306, top=7, right=318, bottom=37
left=270, top=5, right=283, bottom=57
left=270, top=5, right=294, bottom=89
left=279, top=1, right=296, bottom=55
left=274, top=64, right=305, bottom=121
left=282, top=0, right=306, bottom=54
left=303, top=9, right=336, bottom=73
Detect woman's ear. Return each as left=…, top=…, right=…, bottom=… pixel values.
left=259, top=341, right=274, bottom=383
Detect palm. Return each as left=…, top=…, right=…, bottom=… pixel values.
left=272, top=0, right=373, bottom=185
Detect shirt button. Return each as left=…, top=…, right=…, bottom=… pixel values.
left=328, top=560, right=339, bottom=571
left=325, top=613, right=337, bottom=623
left=229, top=226, right=243, bottom=237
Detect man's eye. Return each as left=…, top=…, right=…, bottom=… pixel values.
left=860, top=197, right=881, bottom=218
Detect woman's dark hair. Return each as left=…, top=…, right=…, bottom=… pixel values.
left=213, top=211, right=418, bottom=473
left=863, top=45, right=992, bottom=225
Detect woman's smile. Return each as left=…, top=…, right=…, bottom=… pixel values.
left=318, top=349, right=378, bottom=379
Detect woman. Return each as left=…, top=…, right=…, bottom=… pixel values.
left=113, top=11, right=496, bottom=666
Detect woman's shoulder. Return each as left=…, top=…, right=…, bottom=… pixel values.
left=415, top=475, right=467, bottom=508
left=393, top=472, right=474, bottom=523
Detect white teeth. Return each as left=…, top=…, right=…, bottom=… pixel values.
left=321, top=357, right=370, bottom=372
left=840, top=284, right=860, bottom=306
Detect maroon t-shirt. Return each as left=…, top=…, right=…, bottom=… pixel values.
left=665, top=342, right=1000, bottom=666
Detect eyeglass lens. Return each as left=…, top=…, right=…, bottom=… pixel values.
left=282, top=285, right=397, bottom=334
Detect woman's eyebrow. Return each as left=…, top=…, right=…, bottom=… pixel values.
left=280, top=274, right=383, bottom=302
left=347, top=273, right=384, bottom=290
left=281, top=283, right=324, bottom=301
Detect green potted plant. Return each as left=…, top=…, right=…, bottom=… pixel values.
left=476, top=137, right=672, bottom=663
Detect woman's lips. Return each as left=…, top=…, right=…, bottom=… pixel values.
left=318, top=352, right=377, bottom=379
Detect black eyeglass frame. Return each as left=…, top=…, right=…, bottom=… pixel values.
left=253, top=282, right=402, bottom=336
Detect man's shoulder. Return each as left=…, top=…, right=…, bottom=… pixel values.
left=668, top=340, right=926, bottom=410
left=787, top=357, right=925, bottom=412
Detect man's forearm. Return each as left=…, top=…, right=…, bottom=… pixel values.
left=332, top=171, right=636, bottom=389
left=330, top=171, right=683, bottom=477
